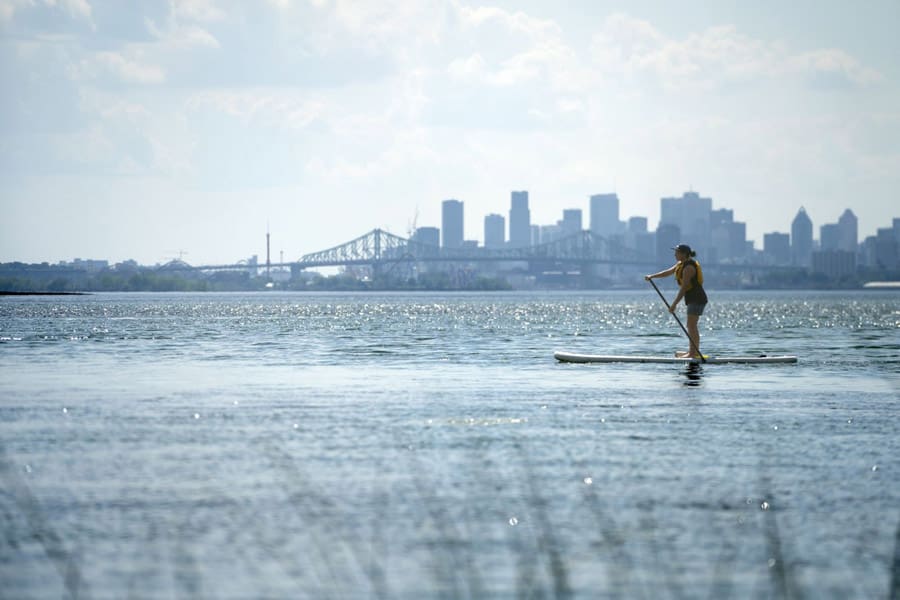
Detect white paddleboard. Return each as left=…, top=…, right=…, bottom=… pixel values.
left=554, top=351, right=798, bottom=364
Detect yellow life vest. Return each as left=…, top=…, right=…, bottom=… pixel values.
left=675, top=259, right=703, bottom=289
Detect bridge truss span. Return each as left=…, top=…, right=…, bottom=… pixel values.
left=154, top=229, right=805, bottom=286
left=295, top=228, right=646, bottom=269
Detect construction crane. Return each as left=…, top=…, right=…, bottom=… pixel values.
left=407, top=205, right=419, bottom=239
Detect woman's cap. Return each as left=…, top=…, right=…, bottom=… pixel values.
left=672, top=243, right=693, bottom=254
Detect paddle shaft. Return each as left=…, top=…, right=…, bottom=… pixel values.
left=648, top=278, right=706, bottom=363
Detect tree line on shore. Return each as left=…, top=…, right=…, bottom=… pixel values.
left=0, top=268, right=512, bottom=293
left=1, top=263, right=895, bottom=292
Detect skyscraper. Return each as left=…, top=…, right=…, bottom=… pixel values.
left=656, top=223, right=681, bottom=264
left=837, top=209, right=858, bottom=252
left=540, top=224, right=563, bottom=244
left=484, top=214, right=505, bottom=248
left=820, top=223, right=840, bottom=251
left=710, top=208, right=733, bottom=228
left=590, top=193, right=619, bottom=238
left=659, top=191, right=712, bottom=256
left=561, top=209, right=583, bottom=235
left=707, top=208, right=747, bottom=262
left=628, top=217, right=648, bottom=234
left=412, top=226, right=440, bottom=248
left=710, top=208, right=733, bottom=262
left=441, top=199, right=464, bottom=249
left=626, top=217, right=653, bottom=260
left=509, top=191, right=531, bottom=247
left=728, top=221, right=747, bottom=261
left=875, top=227, right=898, bottom=269
left=791, top=207, right=813, bottom=267
left=763, top=232, right=791, bottom=265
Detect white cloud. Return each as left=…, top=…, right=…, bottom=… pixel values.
left=0, top=1, right=15, bottom=22
left=145, top=2, right=224, bottom=51
left=457, top=4, right=560, bottom=39
left=0, top=0, right=92, bottom=22
left=309, top=0, right=449, bottom=51
left=146, top=20, right=220, bottom=49
left=181, top=25, right=219, bottom=48
left=443, top=1, right=591, bottom=125
left=592, top=15, right=777, bottom=90
left=86, top=51, right=167, bottom=84
left=172, top=0, right=225, bottom=22
left=186, top=90, right=326, bottom=130
left=448, top=53, right=488, bottom=82
left=57, top=0, right=90, bottom=19
left=790, top=49, right=884, bottom=88
left=589, top=13, right=882, bottom=92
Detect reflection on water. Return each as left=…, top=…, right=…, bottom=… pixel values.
left=682, top=363, right=704, bottom=387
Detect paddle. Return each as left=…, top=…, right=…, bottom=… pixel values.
left=647, top=278, right=706, bottom=363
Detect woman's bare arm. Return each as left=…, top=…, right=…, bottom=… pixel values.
left=645, top=264, right=678, bottom=280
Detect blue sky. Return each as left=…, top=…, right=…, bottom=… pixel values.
left=1, top=0, right=898, bottom=264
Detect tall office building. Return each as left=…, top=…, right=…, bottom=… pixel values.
left=441, top=199, right=464, bottom=248
left=590, top=193, right=620, bottom=238
left=561, top=209, right=583, bottom=235
left=763, top=232, right=791, bottom=265
left=412, top=226, right=440, bottom=248
left=659, top=191, right=712, bottom=255
left=484, top=214, right=505, bottom=248
left=875, top=227, right=898, bottom=269
left=509, top=191, right=531, bottom=247
left=791, top=207, right=813, bottom=267
left=626, top=217, right=652, bottom=260
left=709, top=207, right=747, bottom=261
left=540, top=224, right=563, bottom=244
left=820, top=223, right=840, bottom=251
left=728, top=221, right=747, bottom=261
left=813, top=211, right=858, bottom=277
left=628, top=217, right=648, bottom=234
left=710, top=208, right=733, bottom=228
left=837, top=209, right=858, bottom=252
left=656, top=223, right=681, bottom=264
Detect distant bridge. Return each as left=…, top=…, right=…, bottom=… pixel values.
left=294, top=228, right=646, bottom=269
left=163, top=228, right=800, bottom=276
left=158, top=229, right=649, bottom=273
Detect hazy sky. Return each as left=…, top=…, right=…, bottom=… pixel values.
left=2, top=0, right=898, bottom=265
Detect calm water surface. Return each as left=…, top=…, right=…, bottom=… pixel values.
left=1, top=290, right=898, bottom=598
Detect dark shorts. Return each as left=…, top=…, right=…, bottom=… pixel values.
left=686, top=303, right=706, bottom=316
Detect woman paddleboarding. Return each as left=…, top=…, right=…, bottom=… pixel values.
left=645, top=243, right=709, bottom=358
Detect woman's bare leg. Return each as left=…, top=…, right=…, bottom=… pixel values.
left=686, top=314, right=701, bottom=357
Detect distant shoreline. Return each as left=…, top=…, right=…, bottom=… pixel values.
left=0, top=291, right=90, bottom=296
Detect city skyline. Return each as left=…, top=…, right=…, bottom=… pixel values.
left=428, top=188, right=888, bottom=245
left=15, top=187, right=897, bottom=270
left=2, top=1, right=899, bottom=265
